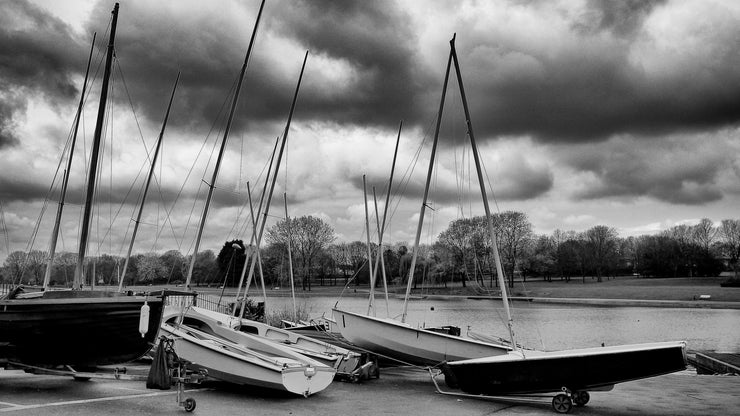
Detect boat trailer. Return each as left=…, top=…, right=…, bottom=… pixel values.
left=2, top=347, right=207, bottom=413
left=427, top=368, right=594, bottom=414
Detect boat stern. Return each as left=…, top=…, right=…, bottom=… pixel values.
left=282, top=365, right=336, bottom=397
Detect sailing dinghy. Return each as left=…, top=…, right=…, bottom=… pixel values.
left=0, top=3, right=165, bottom=370
left=432, top=35, right=686, bottom=414
left=160, top=306, right=335, bottom=396
left=331, top=33, right=513, bottom=367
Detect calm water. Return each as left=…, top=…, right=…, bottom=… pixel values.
left=266, top=295, right=740, bottom=353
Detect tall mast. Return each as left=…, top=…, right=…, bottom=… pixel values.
left=237, top=51, right=309, bottom=317
left=44, top=32, right=97, bottom=289
left=401, top=43, right=453, bottom=323
left=372, top=186, right=390, bottom=316
left=450, top=36, right=517, bottom=350
left=372, top=120, right=402, bottom=316
left=233, top=137, right=278, bottom=314
left=363, top=175, right=375, bottom=315
left=184, top=0, right=266, bottom=288
left=283, top=193, right=297, bottom=323
left=246, top=182, right=268, bottom=303
left=118, top=72, right=180, bottom=291
left=73, top=4, right=119, bottom=289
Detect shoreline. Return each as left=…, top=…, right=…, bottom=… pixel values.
left=223, top=275, right=740, bottom=310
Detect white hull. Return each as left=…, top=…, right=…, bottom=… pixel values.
left=161, top=308, right=334, bottom=396
left=332, top=308, right=510, bottom=366
left=182, top=306, right=359, bottom=368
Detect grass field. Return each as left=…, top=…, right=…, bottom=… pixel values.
left=227, top=274, right=740, bottom=304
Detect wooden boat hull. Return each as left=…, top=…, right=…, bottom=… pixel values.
left=446, top=341, right=687, bottom=395
left=0, top=290, right=164, bottom=367
left=332, top=308, right=510, bottom=366
left=160, top=321, right=334, bottom=396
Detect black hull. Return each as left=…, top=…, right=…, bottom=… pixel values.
left=0, top=290, right=165, bottom=367
left=447, top=342, right=687, bottom=395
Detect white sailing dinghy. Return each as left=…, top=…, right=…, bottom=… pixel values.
left=332, top=33, right=513, bottom=367
left=161, top=306, right=334, bottom=396
left=157, top=0, right=334, bottom=396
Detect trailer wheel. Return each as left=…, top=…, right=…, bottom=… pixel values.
left=183, top=397, right=196, bottom=412
left=552, top=393, right=572, bottom=414
left=573, top=391, right=590, bottom=406
left=73, top=376, right=91, bottom=382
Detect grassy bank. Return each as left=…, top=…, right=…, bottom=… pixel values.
left=255, top=275, right=740, bottom=304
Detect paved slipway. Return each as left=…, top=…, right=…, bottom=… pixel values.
left=1, top=366, right=738, bottom=415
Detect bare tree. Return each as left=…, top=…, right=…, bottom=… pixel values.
left=718, top=219, right=740, bottom=279
left=137, top=253, right=167, bottom=283
left=584, top=225, right=619, bottom=282
left=493, top=211, right=533, bottom=288
left=266, top=215, right=336, bottom=291
left=692, top=218, right=718, bottom=253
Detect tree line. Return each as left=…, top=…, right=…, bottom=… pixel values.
left=3, top=214, right=739, bottom=288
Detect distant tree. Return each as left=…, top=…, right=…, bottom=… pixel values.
left=160, top=250, right=186, bottom=284
left=216, top=240, right=247, bottom=288
left=493, top=211, right=533, bottom=288
left=437, top=218, right=477, bottom=288
left=718, top=219, right=740, bottom=279
left=24, top=250, right=47, bottom=285
left=523, top=234, right=556, bottom=281
left=137, top=253, right=167, bottom=283
left=50, top=252, right=76, bottom=286
left=664, top=225, right=697, bottom=277
left=692, top=218, right=718, bottom=253
left=95, top=254, right=120, bottom=285
left=266, top=215, right=335, bottom=291
left=584, top=225, right=619, bottom=282
left=189, top=250, right=217, bottom=286
left=634, top=235, right=680, bottom=277
left=2, top=250, right=26, bottom=283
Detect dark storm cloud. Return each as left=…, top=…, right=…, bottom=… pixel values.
left=573, top=0, right=667, bottom=37
left=80, top=0, right=424, bottom=139
left=449, top=0, right=740, bottom=143
left=562, top=137, right=728, bottom=205
left=82, top=0, right=287, bottom=136
left=350, top=156, right=553, bottom=205
left=0, top=0, right=84, bottom=149
left=272, top=0, right=426, bottom=128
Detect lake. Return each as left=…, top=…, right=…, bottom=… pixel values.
left=265, top=295, right=740, bottom=353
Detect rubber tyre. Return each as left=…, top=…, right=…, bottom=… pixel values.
left=552, top=393, right=573, bottom=414
left=573, top=391, right=590, bottom=406
left=184, top=397, right=196, bottom=412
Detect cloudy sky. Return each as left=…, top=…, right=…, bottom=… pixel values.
left=1, top=0, right=739, bottom=264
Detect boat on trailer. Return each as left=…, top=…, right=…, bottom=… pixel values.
left=160, top=309, right=335, bottom=396
left=444, top=341, right=686, bottom=396
left=427, top=34, right=687, bottom=414
left=165, top=304, right=362, bottom=372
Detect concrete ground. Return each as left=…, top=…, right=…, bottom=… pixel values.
left=1, top=366, right=737, bottom=415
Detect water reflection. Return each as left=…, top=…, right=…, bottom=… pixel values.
left=267, top=295, right=740, bottom=353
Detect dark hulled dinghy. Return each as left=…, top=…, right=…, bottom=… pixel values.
left=445, top=341, right=687, bottom=396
